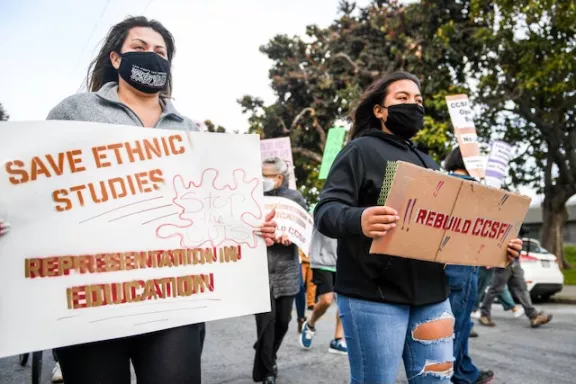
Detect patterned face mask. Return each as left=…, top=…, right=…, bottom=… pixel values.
left=117, top=51, right=170, bottom=94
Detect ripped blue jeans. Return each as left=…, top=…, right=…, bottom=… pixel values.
left=338, top=295, right=454, bottom=384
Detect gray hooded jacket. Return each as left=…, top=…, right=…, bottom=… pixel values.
left=309, top=227, right=338, bottom=270
left=47, top=82, right=200, bottom=132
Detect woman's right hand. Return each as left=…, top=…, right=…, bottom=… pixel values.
left=361, top=206, right=399, bottom=238
left=0, top=219, right=10, bottom=236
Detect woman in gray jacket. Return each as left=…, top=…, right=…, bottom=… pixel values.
left=40, top=16, right=277, bottom=384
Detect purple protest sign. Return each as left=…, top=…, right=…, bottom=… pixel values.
left=485, top=141, right=512, bottom=188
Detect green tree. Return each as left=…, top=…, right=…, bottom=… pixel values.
left=446, top=0, right=575, bottom=268
left=0, top=103, right=8, bottom=121
left=203, top=119, right=227, bottom=133
left=240, top=0, right=470, bottom=203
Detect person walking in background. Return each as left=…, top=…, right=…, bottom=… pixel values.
left=299, top=227, right=347, bottom=355
left=472, top=267, right=524, bottom=320
left=294, top=249, right=315, bottom=333
left=254, top=157, right=307, bottom=384
left=479, top=261, right=553, bottom=328
left=444, top=147, right=495, bottom=384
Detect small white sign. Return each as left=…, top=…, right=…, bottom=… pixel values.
left=263, top=196, right=314, bottom=256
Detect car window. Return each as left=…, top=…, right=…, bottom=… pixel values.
left=522, top=241, right=544, bottom=253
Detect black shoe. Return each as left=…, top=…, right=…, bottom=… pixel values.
left=474, top=370, right=494, bottom=384
left=469, top=329, right=479, bottom=338
left=263, top=376, right=277, bottom=384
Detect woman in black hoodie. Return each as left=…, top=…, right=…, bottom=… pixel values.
left=314, top=72, right=522, bottom=384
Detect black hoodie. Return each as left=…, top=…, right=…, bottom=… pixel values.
left=314, top=129, right=449, bottom=306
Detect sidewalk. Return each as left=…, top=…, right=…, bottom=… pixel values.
left=552, top=284, right=576, bottom=303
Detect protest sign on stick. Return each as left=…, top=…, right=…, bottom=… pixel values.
left=319, top=127, right=347, bottom=180
left=445, top=94, right=485, bottom=180
left=485, top=140, right=512, bottom=189
left=260, top=137, right=297, bottom=189
left=263, top=196, right=314, bottom=256
left=0, top=121, right=271, bottom=358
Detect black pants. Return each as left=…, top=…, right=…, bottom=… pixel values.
left=252, top=292, right=295, bottom=382
left=55, top=323, right=205, bottom=384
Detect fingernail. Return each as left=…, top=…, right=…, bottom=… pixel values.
left=396, top=216, right=400, bottom=220
left=391, top=223, right=396, bottom=228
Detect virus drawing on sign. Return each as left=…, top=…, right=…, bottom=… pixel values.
left=155, top=168, right=264, bottom=249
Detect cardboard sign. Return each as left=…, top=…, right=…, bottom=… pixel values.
left=319, top=127, right=347, bottom=180
left=260, top=137, right=297, bottom=189
left=445, top=94, right=485, bottom=179
left=485, top=141, right=512, bottom=189
left=370, top=161, right=531, bottom=267
left=263, top=196, right=314, bottom=255
left=0, top=121, right=271, bottom=358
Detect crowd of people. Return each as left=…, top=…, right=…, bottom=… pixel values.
left=0, top=14, right=554, bottom=384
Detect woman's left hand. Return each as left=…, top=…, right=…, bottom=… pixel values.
left=256, top=209, right=277, bottom=247
left=507, top=238, right=523, bottom=262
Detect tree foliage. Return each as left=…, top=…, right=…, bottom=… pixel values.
left=442, top=0, right=575, bottom=267
left=240, top=0, right=471, bottom=202
left=239, top=0, right=575, bottom=266
left=0, top=103, right=8, bottom=121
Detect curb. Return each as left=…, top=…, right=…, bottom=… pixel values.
left=550, top=296, right=576, bottom=304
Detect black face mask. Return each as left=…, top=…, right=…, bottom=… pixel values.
left=383, top=103, right=425, bottom=140
left=117, top=51, right=171, bottom=94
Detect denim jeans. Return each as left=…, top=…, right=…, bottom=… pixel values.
left=445, top=265, right=480, bottom=384
left=338, top=295, right=454, bottom=384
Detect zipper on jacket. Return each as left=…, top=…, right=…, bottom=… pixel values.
left=96, top=94, right=176, bottom=128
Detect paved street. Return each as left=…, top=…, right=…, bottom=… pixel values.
left=1, top=303, right=575, bottom=384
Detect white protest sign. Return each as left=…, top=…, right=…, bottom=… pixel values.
left=0, top=121, right=271, bottom=358
left=445, top=94, right=476, bottom=130
left=263, top=196, right=313, bottom=256
left=485, top=140, right=512, bottom=189
left=260, top=137, right=297, bottom=190
left=445, top=94, right=485, bottom=180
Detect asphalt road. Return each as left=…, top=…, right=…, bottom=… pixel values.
left=1, top=303, right=574, bottom=384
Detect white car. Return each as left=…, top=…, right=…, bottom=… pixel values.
left=520, top=238, right=564, bottom=301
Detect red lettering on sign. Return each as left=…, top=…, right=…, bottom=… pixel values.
left=434, top=213, right=444, bottom=228
left=481, top=220, right=493, bottom=238
left=416, top=209, right=427, bottom=224
left=497, top=223, right=508, bottom=240
left=472, top=218, right=483, bottom=236
left=426, top=211, right=437, bottom=226
left=489, top=221, right=500, bottom=239
left=462, top=219, right=472, bottom=234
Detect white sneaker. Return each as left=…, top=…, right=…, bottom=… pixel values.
left=52, top=362, right=64, bottom=383
left=471, top=310, right=481, bottom=319
left=511, top=306, right=525, bottom=319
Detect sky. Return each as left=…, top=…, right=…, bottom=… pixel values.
left=0, top=0, right=369, bottom=130
left=0, top=0, right=563, bottom=207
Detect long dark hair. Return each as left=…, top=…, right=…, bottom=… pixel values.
left=444, top=146, right=466, bottom=172
left=349, top=71, right=421, bottom=140
left=87, top=16, right=176, bottom=95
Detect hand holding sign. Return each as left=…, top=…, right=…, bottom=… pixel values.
left=507, top=238, right=522, bottom=261
left=258, top=209, right=277, bottom=247
left=361, top=206, right=400, bottom=238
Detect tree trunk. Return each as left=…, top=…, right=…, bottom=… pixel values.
left=540, top=197, right=571, bottom=269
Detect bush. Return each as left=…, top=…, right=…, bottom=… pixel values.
left=563, top=245, right=576, bottom=285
